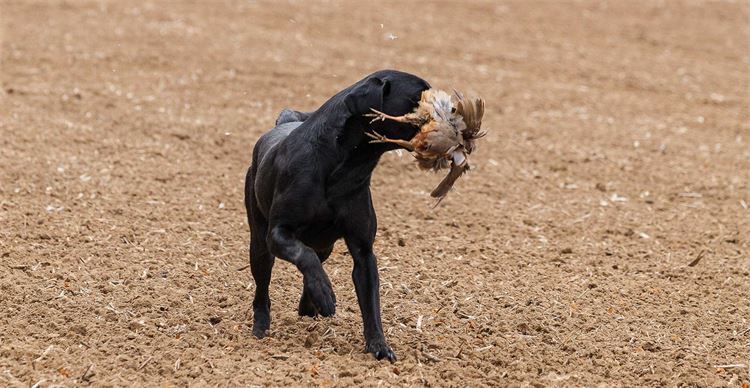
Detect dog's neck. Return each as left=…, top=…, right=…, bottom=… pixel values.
left=325, top=145, right=384, bottom=200
left=298, top=100, right=414, bottom=199
left=303, top=99, right=397, bottom=154
left=321, top=115, right=402, bottom=199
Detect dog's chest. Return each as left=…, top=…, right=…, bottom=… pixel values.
left=298, top=219, right=341, bottom=251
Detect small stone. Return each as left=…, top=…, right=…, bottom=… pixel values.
left=304, top=332, right=318, bottom=348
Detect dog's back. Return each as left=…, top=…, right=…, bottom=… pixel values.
left=253, top=121, right=299, bottom=169
left=275, top=108, right=311, bottom=126
left=257, top=109, right=310, bottom=165
left=245, top=110, right=308, bottom=221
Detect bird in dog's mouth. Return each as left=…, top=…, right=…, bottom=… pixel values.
left=365, top=88, right=486, bottom=205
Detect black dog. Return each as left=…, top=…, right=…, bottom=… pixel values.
left=244, top=70, right=430, bottom=361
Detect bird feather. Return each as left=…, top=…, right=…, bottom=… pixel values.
left=430, top=154, right=469, bottom=199
left=427, top=89, right=454, bottom=122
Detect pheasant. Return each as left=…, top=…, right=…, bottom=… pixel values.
left=365, top=89, right=485, bottom=203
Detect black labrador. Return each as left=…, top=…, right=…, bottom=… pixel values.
left=244, top=70, right=430, bottom=361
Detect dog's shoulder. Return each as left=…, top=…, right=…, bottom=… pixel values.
left=275, top=109, right=311, bottom=126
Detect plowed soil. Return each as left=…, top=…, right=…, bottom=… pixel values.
left=1, top=1, right=749, bottom=386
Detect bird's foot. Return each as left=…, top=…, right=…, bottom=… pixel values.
left=365, top=130, right=391, bottom=143
left=364, top=108, right=408, bottom=124
left=364, top=108, right=387, bottom=123
left=366, top=131, right=415, bottom=151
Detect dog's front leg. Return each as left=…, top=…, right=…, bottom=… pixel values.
left=267, top=226, right=336, bottom=316
left=345, top=239, right=396, bottom=362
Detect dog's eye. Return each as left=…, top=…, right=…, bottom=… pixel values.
left=451, top=107, right=456, bottom=113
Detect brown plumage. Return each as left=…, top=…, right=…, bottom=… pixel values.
left=365, top=88, right=486, bottom=203
left=454, top=89, right=486, bottom=154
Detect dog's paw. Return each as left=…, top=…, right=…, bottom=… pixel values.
left=252, top=309, right=271, bottom=338
left=252, top=325, right=268, bottom=339
left=303, top=273, right=336, bottom=317
left=298, top=291, right=318, bottom=317
left=366, top=340, right=397, bottom=362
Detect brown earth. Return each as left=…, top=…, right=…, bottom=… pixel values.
left=1, top=0, right=749, bottom=386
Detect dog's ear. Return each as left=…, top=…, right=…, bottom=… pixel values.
left=344, top=76, right=390, bottom=116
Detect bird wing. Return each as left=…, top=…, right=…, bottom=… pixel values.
left=454, top=90, right=486, bottom=153
left=423, top=123, right=461, bottom=154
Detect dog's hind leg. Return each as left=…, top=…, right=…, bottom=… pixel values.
left=249, top=221, right=274, bottom=338
left=246, top=170, right=275, bottom=338
left=298, top=245, right=334, bottom=317
left=267, top=227, right=336, bottom=317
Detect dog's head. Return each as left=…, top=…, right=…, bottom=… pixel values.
left=343, top=70, right=430, bottom=140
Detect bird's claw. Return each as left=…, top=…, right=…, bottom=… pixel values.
left=365, top=130, right=389, bottom=143
left=364, top=108, right=388, bottom=124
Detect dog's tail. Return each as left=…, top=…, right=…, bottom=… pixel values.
left=275, top=108, right=312, bottom=126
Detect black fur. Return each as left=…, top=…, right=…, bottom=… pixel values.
left=245, top=70, right=430, bottom=362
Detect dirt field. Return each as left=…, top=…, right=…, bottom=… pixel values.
left=1, top=0, right=749, bottom=386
